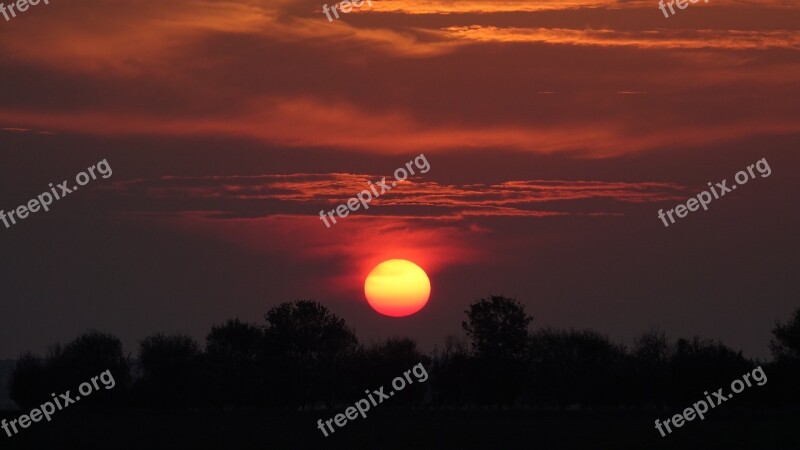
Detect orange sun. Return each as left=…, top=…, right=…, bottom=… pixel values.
left=364, top=259, right=431, bottom=317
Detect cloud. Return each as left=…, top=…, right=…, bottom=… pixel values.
left=0, top=0, right=275, bottom=75
left=0, top=0, right=454, bottom=78
left=440, top=27, right=800, bottom=50
left=101, top=173, right=692, bottom=221
left=3, top=93, right=798, bottom=157
left=96, top=171, right=691, bottom=294
left=1, top=0, right=798, bottom=159
left=366, top=0, right=642, bottom=14
left=366, top=0, right=800, bottom=14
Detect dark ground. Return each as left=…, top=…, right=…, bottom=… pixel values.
left=1, top=408, right=798, bottom=450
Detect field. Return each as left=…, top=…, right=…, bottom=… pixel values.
left=2, top=409, right=798, bottom=450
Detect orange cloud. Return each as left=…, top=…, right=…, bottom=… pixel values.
left=371, top=0, right=640, bottom=14
left=105, top=173, right=692, bottom=219
left=1, top=0, right=798, bottom=160
left=2, top=96, right=798, bottom=157
left=0, top=0, right=274, bottom=75
left=106, top=171, right=694, bottom=296
left=369, top=0, right=798, bottom=14
left=441, top=27, right=800, bottom=50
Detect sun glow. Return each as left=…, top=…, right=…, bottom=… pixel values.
left=364, top=259, right=431, bottom=317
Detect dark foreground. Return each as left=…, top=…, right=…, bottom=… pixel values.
left=1, top=409, right=798, bottom=450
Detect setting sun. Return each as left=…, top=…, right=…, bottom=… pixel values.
left=364, top=259, right=431, bottom=317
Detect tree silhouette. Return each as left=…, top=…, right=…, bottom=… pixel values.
left=8, top=352, right=47, bottom=410
left=770, top=307, right=800, bottom=362
left=137, top=333, right=201, bottom=408
left=667, top=336, right=751, bottom=404
left=356, top=337, right=430, bottom=405
left=463, top=296, right=533, bottom=405
left=631, top=329, right=672, bottom=405
left=528, top=329, right=629, bottom=407
left=263, top=300, right=358, bottom=408
left=7, top=299, right=800, bottom=411
left=462, top=295, right=532, bottom=360
left=767, top=307, right=800, bottom=405
left=430, top=335, right=472, bottom=407
left=633, top=329, right=671, bottom=365
left=205, top=318, right=264, bottom=407
left=9, top=330, right=131, bottom=409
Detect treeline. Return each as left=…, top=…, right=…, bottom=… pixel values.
left=8, top=297, right=800, bottom=410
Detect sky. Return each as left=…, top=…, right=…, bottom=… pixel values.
left=0, top=0, right=798, bottom=360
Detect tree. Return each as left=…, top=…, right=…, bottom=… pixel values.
left=430, top=335, right=472, bottom=407
left=528, top=329, right=630, bottom=406
left=8, top=352, right=47, bottom=410
left=46, top=330, right=131, bottom=407
left=263, top=300, right=358, bottom=408
left=205, top=318, right=264, bottom=407
left=264, top=300, right=357, bottom=359
left=633, top=329, right=671, bottom=366
left=137, top=333, right=202, bottom=408
left=770, top=308, right=800, bottom=362
left=10, top=330, right=131, bottom=409
left=207, top=318, right=263, bottom=358
left=356, top=337, right=430, bottom=406
left=631, top=329, right=672, bottom=405
left=668, top=336, right=751, bottom=404
left=462, top=295, right=532, bottom=360
left=766, top=308, right=800, bottom=406
left=462, top=296, right=533, bottom=406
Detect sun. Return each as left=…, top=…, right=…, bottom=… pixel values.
left=364, top=259, right=431, bottom=317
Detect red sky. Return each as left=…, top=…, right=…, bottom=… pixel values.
left=0, top=0, right=798, bottom=359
